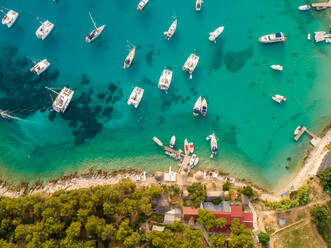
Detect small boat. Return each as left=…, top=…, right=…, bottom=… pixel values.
left=316, top=6, right=327, bottom=11
left=325, top=38, right=331, bottom=43
left=164, top=19, right=177, bottom=40
left=158, top=69, right=173, bottom=91
left=183, top=53, right=199, bottom=79
left=189, top=154, right=199, bottom=168
left=294, top=126, right=302, bottom=135
left=1, top=10, right=19, bottom=28
left=184, top=139, right=189, bottom=155
left=314, top=31, right=326, bottom=43
left=193, top=96, right=202, bottom=116
left=137, top=0, right=149, bottom=11
left=209, top=26, right=224, bottom=43
left=196, top=0, right=202, bottom=11
left=201, top=98, right=207, bottom=116
left=206, top=133, right=218, bottom=158
left=259, top=32, right=286, bottom=44
left=170, top=136, right=176, bottom=148
left=270, top=65, right=283, bottom=71
left=36, top=20, right=54, bottom=40
left=189, top=142, right=194, bottom=153
left=153, top=136, right=163, bottom=146
left=85, top=25, right=105, bottom=43
left=30, top=59, right=50, bottom=75
left=307, top=33, right=311, bottom=40
left=127, top=86, right=144, bottom=108
left=46, top=87, right=74, bottom=113
left=123, top=47, right=136, bottom=69
left=298, top=4, right=311, bottom=11
left=272, top=94, right=287, bottom=104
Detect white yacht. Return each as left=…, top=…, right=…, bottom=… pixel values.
left=201, top=98, right=207, bottom=116
left=153, top=136, right=163, bottom=146
left=86, top=25, right=105, bottom=43
left=170, top=136, right=176, bottom=148
left=137, top=0, right=149, bottom=11
left=127, top=86, right=144, bottom=108
left=270, top=65, right=283, bottom=71
left=298, top=4, right=311, bottom=10
left=294, top=126, right=302, bottom=135
left=206, top=133, right=218, bottom=158
left=272, top=94, right=287, bottom=104
left=183, top=53, right=199, bottom=79
left=259, top=32, right=286, bottom=44
left=209, top=26, right=224, bottom=43
left=30, top=59, right=50, bottom=75
left=189, top=154, right=199, bottom=168
left=158, top=69, right=173, bottom=91
left=36, top=20, right=54, bottom=40
left=164, top=19, right=177, bottom=40
left=46, top=87, right=74, bottom=113
left=1, top=10, right=19, bottom=28
left=196, top=0, right=202, bottom=11
left=193, top=96, right=202, bottom=116
left=123, top=47, right=136, bottom=69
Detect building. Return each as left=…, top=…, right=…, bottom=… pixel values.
left=164, top=208, right=182, bottom=225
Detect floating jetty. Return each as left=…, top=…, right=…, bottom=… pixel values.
left=294, top=126, right=320, bottom=146
left=312, top=0, right=331, bottom=8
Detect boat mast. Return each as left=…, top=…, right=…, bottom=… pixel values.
left=88, top=12, right=97, bottom=29
left=45, top=86, right=59, bottom=95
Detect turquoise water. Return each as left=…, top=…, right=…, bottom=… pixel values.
left=0, top=0, right=330, bottom=189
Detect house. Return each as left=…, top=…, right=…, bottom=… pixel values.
left=164, top=166, right=177, bottom=182
left=164, top=208, right=182, bottom=225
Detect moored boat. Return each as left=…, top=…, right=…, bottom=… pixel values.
left=123, top=47, right=136, bottom=69
left=294, top=126, right=302, bottom=135
left=272, top=94, right=286, bottom=104
left=164, top=19, right=177, bottom=40
left=46, top=87, right=74, bottom=113
left=201, top=98, right=207, bottom=116
left=184, top=139, right=189, bottom=155
left=189, top=154, right=199, bottom=168
left=196, top=0, right=202, bottom=11
left=30, top=59, right=50, bottom=75
left=183, top=53, right=199, bottom=79
left=193, top=96, right=202, bottom=116
left=206, top=133, right=218, bottom=158
left=189, top=142, right=194, bottom=153
left=270, top=65, right=283, bottom=71
left=1, top=9, right=19, bottom=28
left=153, top=136, right=163, bottom=146
left=307, top=33, right=311, bottom=40
left=36, top=20, right=54, bottom=40
left=86, top=25, right=105, bottom=43
left=158, top=69, right=173, bottom=91
left=137, top=0, right=149, bottom=11
left=209, top=26, right=224, bottom=43
left=298, top=4, right=311, bottom=11
left=127, top=86, right=144, bottom=108
left=170, top=136, right=176, bottom=148
left=259, top=32, right=286, bottom=43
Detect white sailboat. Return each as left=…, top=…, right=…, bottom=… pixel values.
left=272, top=94, right=287, bottom=104
left=164, top=19, right=177, bottom=40
left=259, top=32, right=286, bottom=43
left=193, top=96, right=202, bottom=116
left=196, top=0, right=203, bottom=11
left=183, top=53, right=199, bottom=79
left=209, top=26, right=224, bottom=43
left=137, top=0, right=149, bottom=11
left=36, top=20, right=54, bottom=40
left=170, top=136, right=176, bottom=148
left=85, top=13, right=105, bottom=43
left=127, top=87, right=144, bottom=108
left=206, top=133, right=218, bottom=158
left=158, top=69, right=173, bottom=91
left=1, top=9, right=19, bottom=28
left=30, top=59, right=50, bottom=75
left=270, top=65, right=283, bottom=71
left=46, top=87, right=74, bottom=113
left=123, top=47, right=136, bottom=69
left=201, top=98, right=207, bottom=116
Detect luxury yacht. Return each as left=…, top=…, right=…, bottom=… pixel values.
left=206, top=133, right=218, bottom=158
left=193, top=96, right=202, bottom=116
left=137, top=0, right=149, bottom=11
left=86, top=25, right=105, bottom=43
left=209, top=26, right=224, bottom=43
left=259, top=32, right=286, bottom=43
left=123, top=47, right=136, bottom=69
left=158, top=69, right=173, bottom=91
left=127, top=87, right=144, bottom=108
left=30, top=59, right=50, bottom=75
left=46, top=87, right=74, bottom=113
left=272, top=94, right=286, bottom=104
left=201, top=98, right=207, bottom=116
left=196, top=0, right=202, bottom=11
left=270, top=65, right=283, bottom=71
left=164, top=19, right=177, bottom=40
left=1, top=10, right=19, bottom=28
left=36, top=20, right=54, bottom=40
left=183, top=53, right=199, bottom=79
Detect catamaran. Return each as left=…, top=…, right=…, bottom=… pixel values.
left=209, top=26, right=224, bottom=43
left=170, top=136, right=176, bottom=148
left=30, top=59, right=50, bottom=75
left=184, top=139, right=189, bottom=155
left=1, top=9, right=19, bottom=28
left=183, top=53, right=199, bottom=79
left=164, top=19, right=177, bottom=40
left=46, top=87, right=74, bottom=113
left=123, top=47, right=136, bottom=69
left=127, top=86, right=144, bottom=108
left=206, top=133, right=218, bottom=158
left=259, top=32, right=286, bottom=43
left=158, top=69, right=173, bottom=91
left=36, top=20, right=54, bottom=40
left=193, top=96, right=202, bottom=116
left=272, top=94, right=286, bottom=104
left=85, top=13, right=105, bottom=43
left=196, top=0, right=203, bottom=11
left=270, top=65, right=283, bottom=71
left=137, top=0, right=149, bottom=11
left=201, top=98, right=207, bottom=116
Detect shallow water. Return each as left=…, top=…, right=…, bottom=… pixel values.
left=0, top=0, right=330, bottom=189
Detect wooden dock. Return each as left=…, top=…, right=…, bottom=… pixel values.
left=163, top=146, right=183, bottom=157
left=312, top=0, right=331, bottom=8
left=294, top=126, right=320, bottom=146
left=178, top=155, right=191, bottom=175
left=294, top=126, right=307, bottom=141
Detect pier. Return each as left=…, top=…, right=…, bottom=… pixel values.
left=312, top=0, right=331, bottom=8
left=294, top=126, right=320, bottom=146
left=163, top=145, right=183, bottom=157
left=178, top=155, right=191, bottom=175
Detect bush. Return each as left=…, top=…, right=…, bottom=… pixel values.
left=211, top=198, right=222, bottom=205
left=310, top=205, right=331, bottom=245
left=258, top=232, right=270, bottom=248
left=223, top=181, right=231, bottom=191
left=319, top=167, right=331, bottom=190
left=242, top=186, right=253, bottom=197
left=187, top=183, right=206, bottom=207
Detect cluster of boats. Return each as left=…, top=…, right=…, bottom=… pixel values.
left=193, top=96, right=207, bottom=116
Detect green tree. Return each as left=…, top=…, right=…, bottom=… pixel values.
left=123, top=232, right=141, bottom=248
left=214, top=218, right=227, bottom=229
left=229, top=233, right=255, bottom=248
left=242, top=186, right=253, bottom=197
left=319, top=167, right=331, bottom=190
left=85, top=216, right=106, bottom=239
left=223, top=181, right=231, bottom=191
left=187, top=183, right=206, bottom=207
left=258, top=232, right=270, bottom=248
left=197, top=209, right=216, bottom=230
left=210, top=234, right=227, bottom=248
left=116, top=219, right=132, bottom=241
left=183, top=228, right=203, bottom=248
left=65, top=222, right=81, bottom=240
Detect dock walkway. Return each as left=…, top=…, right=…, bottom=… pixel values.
left=294, top=126, right=320, bottom=146
left=312, top=0, right=331, bottom=8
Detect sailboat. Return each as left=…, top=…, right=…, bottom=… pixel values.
left=183, top=53, right=199, bottom=79
left=158, top=69, right=173, bottom=91
left=85, top=12, right=105, bottom=43
left=164, top=19, right=177, bottom=40
left=170, top=136, right=176, bottom=148
left=153, top=136, right=163, bottom=146
left=201, top=98, right=207, bottom=116
left=123, top=47, right=136, bottom=69
left=193, top=96, right=202, bottom=116
left=30, top=59, right=50, bottom=75
left=206, top=133, right=218, bottom=158
left=127, top=87, right=144, bottom=108
left=209, top=26, right=224, bottom=43
left=1, top=9, right=19, bottom=28
left=36, top=20, right=54, bottom=40
left=46, top=87, right=74, bottom=113
left=196, top=0, right=203, bottom=11
left=184, top=139, right=189, bottom=155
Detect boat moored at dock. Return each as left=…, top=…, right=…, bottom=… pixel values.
left=298, top=4, right=311, bottom=10
left=158, top=69, right=173, bottom=91
left=183, top=53, right=199, bottom=79
left=193, top=96, right=202, bottom=116
left=189, top=154, right=199, bottom=168
left=127, top=86, right=144, bottom=108
left=270, top=65, right=283, bottom=71
left=153, top=136, right=163, bottom=146
left=1, top=10, right=19, bottom=28
left=30, top=59, right=50, bottom=75
left=272, top=94, right=286, bottom=104
left=46, top=87, right=74, bottom=113
left=184, top=139, right=189, bottom=155
left=137, top=0, right=149, bottom=11
left=206, top=133, right=218, bottom=158
left=196, top=0, right=203, bottom=11
left=259, top=32, right=286, bottom=43
left=170, top=136, right=176, bottom=148
left=123, top=47, right=136, bottom=69
left=209, top=26, right=224, bottom=43
left=164, top=19, right=177, bottom=40
left=36, top=20, right=54, bottom=40
left=201, top=98, right=207, bottom=116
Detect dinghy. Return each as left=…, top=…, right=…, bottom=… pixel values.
left=189, top=142, right=194, bottom=153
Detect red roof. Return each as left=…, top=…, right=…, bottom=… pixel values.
left=182, top=207, right=199, bottom=216
left=230, top=206, right=243, bottom=217
left=211, top=211, right=232, bottom=225
left=243, top=212, right=253, bottom=222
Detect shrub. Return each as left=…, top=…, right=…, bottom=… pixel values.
left=223, top=181, right=231, bottom=191
left=242, top=186, right=253, bottom=197
left=319, top=167, right=331, bottom=190
left=258, top=232, right=270, bottom=248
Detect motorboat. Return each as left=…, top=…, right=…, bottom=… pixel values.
left=123, top=47, right=136, bottom=69
left=86, top=25, right=105, bottom=43
left=206, top=133, right=218, bottom=158
left=196, top=0, right=202, bottom=11
left=36, top=20, right=54, bottom=40
left=46, top=87, right=74, bottom=113
left=201, top=98, right=207, bottom=116
left=298, top=4, right=311, bottom=11
left=164, top=19, right=177, bottom=40
left=193, top=96, right=202, bottom=116
left=270, top=65, right=283, bottom=71
left=316, top=6, right=327, bottom=11
left=189, top=154, right=199, bottom=168
left=189, top=142, right=194, bottom=153
left=258, top=32, right=286, bottom=43
left=209, top=26, right=224, bottom=43
left=326, top=38, right=331, bottom=43
left=1, top=10, right=19, bottom=28
left=137, top=0, right=149, bottom=11
left=184, top=139, right=189, bottom=155
left=294, top=126, right=302, bottom=135
left=272, top=94, right=287, bottom=104
left=307, top=33, right=311, bottom=40
left=153, top=137, right=163, bottom=146
left=127, top=86, right=144, bottom=108
left=183, top=53, right=199, bottom=79
left=158, top=69, right=173, bottom=91
left=170, top=136, right=176, bottom=148
left=30, top=59, right=50, bottom=75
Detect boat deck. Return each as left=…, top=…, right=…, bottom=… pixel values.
left=312, top=0, right=331, bottom=8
